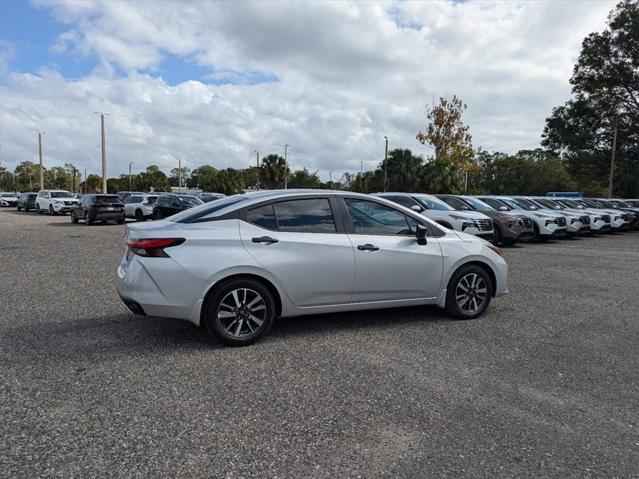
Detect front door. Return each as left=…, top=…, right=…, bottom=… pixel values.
left=239, top=197, right=355, bottom=307
left=342, top=198, right=444, bottom=302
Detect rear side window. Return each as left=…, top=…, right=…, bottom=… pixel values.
left=247, top=204, right=277, bottom=230
left=247, top=198, right=336, bottom=233
left=345, top=199, right=414, bottom=236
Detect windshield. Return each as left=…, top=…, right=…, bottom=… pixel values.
left=480, top=198, right=512, bottom=211
left=510, top=198, right=539, bottom=211
left=626, top=200, right=639, bottom=207
left=51, top=191, right=73, bottom=198
left=611, top=200, right=630, bottom=207
left=558, top=199, right=583, bottom=209
left=597, top=199, right=616, bottom=208
left=462, top=197, right=494, bottom=212
left=169, top=195, right=249, bottom=222
left=1, top=193, right=17, bottom=197
left=535, top=198, right=562, bottom=210
left=415, top=196, right=454, bottom=211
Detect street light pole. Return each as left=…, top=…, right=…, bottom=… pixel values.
left=94, top=112, right=109, bottom=193
left=178, top=159, right=182, bottom=193
left=608, top=116, right=618, bottom=198
left=284, top=144, right=290, bottom=189
left=384, top=136, right=388, bottom=192
left=129, top=161, right=133, bottom=191
left=254, top=150, right=260, bottom=190
left=37, top=131, right=45, bottom=190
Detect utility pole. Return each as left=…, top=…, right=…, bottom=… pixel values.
left=284, top=144, right=290, bottom=189
left=464, top=171, right=468, bottom=193
left=84, top=168, right=87, bottom=194
left=178, top=159, right=182, bottom=193
left=37, top=131, right=45, bottom=190
left=384, top=136, right=388, bottom=192
left=129, top=161, right=133, bottom=191
left=254, top=150, right=260, bottom=190
left=72, top=167, right=77, bottom=194
left=608, top=116, right=618, bottom=198
left=94, top=112, right=109, bottom=193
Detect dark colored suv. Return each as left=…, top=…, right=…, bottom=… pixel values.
left=17, top=192, right=38, bottom=212
left=71, top=194, right=125, bottom=225
left=152, top=194, right=203, bottom=219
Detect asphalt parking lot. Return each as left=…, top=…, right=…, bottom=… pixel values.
left=1, top=209, right=638, bottom=478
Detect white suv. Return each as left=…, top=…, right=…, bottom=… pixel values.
left=124, top=193, right=159, bottom=221
left=35, top=190, right=79, bottom=215
left=375, top=192, right=495, bottom=241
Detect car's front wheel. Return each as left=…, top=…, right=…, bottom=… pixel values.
left=445, top=265, right=493, bottom=319
left=204, top=278, right=276, bottom=346
left=71, top=212, right=78, bottom=224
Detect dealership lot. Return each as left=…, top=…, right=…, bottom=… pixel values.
left=1, top=209, right=638, bottom=478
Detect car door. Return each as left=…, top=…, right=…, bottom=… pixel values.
left=342, top=197, right=444, bottom=302
left=239, top=197, right=355, bottom=307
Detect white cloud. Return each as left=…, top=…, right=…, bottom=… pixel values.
left=1, top=0, right=616, bottom=180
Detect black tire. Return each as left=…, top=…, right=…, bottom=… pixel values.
left=71, top=212, right=78, bottom=224
left=492, top=226, right=501, bottom=246
left=17, top=205, right=22, bottom=211
left=204, top=278, right=276, bottom=346
left=49, top=205, right=55, bottom=215
left=36, top=203, right=42, bottom=214
left=135, top=209, right=145, bottom=221
left=152, top=210, right=162, bottom=220
left=84, top=212, right=93, bottom=225
left=117, top=218, right=125, bottom=225
left=445, top=264, right=493, bottom=320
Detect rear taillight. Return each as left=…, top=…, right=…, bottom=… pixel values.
left=127, top=238, right=185, bottom=257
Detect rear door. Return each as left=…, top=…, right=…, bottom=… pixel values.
left=341, top=198, right=444, bottom=302
left=239, top=197, right=355, bottom=307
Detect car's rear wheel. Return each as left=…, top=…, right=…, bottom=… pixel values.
left=153, top=210, right=162, bottom=220
left=445, top=265, right=493, bottom=320
left=84, top=212, right=93, bottom=225
left=71, top=212, right=78, bottom=224
left=135, top=209, right=145, bottom=221
left=204, top=278, right=275, bottom=346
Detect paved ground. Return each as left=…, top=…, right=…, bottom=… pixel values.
left=1, top=208, right=638, bottom=478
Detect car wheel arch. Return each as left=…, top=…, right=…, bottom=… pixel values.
left=201, top=273, right=283, bottom=326
left=447, top=260, right=498, bottom=298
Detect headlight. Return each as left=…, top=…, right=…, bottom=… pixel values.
left=54, top=200, right=63, bottom=205
left=534, top=213, right=552, bottom=219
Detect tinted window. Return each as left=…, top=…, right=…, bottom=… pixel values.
left=129, top=196, right=142, bottom=203
left=273, top=199, right=336, bottom=233
left=247, top=204, right=277, bottom=230
left=51, top=191, right=73, bottom=198
left=440, top=196, right=471, bottom=211
left=94, top=195, right=120, bottom=204
left=387, top=196, right=421, bottom=210
left=481, top=198, right=510, bottom=211
left=170, top=195, right=250, bottom=223
left=345, top=199, right=414, bottom=236
left=415, top=196, right=454, bottom=211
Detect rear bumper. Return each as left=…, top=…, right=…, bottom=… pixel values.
left=91, top=212, right=125, bottom=221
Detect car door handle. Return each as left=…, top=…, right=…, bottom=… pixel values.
left=357, top=243, right=379, bottom=251
left=252, top=236, right=279, bottom=244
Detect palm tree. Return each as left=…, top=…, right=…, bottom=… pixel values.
left=260, top=154, right=287, bottom=189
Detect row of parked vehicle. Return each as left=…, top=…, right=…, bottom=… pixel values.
left=3, top=189, right=638, bottom=241
left=4, top=189, right=225, bottom=225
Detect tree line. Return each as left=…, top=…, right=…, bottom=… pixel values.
left=1, top=1, right=636, bottom=197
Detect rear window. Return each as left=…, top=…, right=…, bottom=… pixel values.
left=94, top=195, right=120, bottom=204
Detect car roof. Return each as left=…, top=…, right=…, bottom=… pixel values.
left=375, top=192, right=436, bottom=198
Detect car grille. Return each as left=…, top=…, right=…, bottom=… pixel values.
left=580, top=216, right=590, bottom=225
left=555, top=217, right=567, bottom=227
left=602, top=214, right=611, bottom=223
left=474, top=219, right=493, bottom=231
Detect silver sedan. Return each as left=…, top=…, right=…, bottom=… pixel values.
left=117, top=190, right=508, bottom=346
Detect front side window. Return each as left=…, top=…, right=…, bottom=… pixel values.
left=480, top=198, right=510, bottom=211
left=345, top=199, right=415, bottom=236
left=440, top=196, right=471, bottom=211
left=386, top=196, right=421, bottom=210
left=415, top=196, right=454, bottom=211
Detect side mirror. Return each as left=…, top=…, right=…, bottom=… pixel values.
left=499, top=206, right=508, bottom=211
left=411, top=204, right=423, bottom=212
left=416, top=224, right=428, bottom=245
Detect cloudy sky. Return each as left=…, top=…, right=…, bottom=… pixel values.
left=0, top=0, right=616, bottom=180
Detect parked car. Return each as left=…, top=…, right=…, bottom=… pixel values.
left=200, top=193, right=226, bottom=203
left=375, top=192, right=495, bottom=241
left=576, top=199, right=632, bottom=231
left=152, top=194, right=203, bottom=219
left=35, top=189, right=79, bottom=214
left=514, top=196, right=588, bottom=236
left=530, top=197, right=611, bottom=234
left=0, top=192, right=19, bottom=207
left=476, top=196, right=568, bottom=241
left=437, top=194, right=534, bottom=245
left=16, top=192, right=38, bottom=212
left=602, top=199, right=639, bottom=229
left=71, top=194, right=125, bottom=225
left=118, top=190, right=508, bottom=346
left=124, top=193, right=159, bottom=221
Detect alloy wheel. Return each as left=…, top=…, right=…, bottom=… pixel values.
left=217, top=288, right=267, bottom=338
left=455, top=273, right=488, bottom=313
